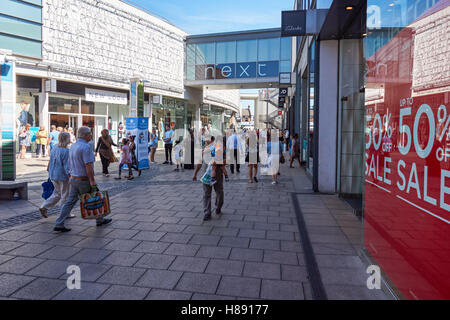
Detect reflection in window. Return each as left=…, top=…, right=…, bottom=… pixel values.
left=258, top=38, right=280, bottom=61
left=216, top=41, right=236, bottom=64
left=196, top=43, right=215, bottom=65
left=280, top=61, right=291, bottom=73
left=186, top=44, right=196, bottom=80
left=237, top=40, right=257, bottom=62
left=281, top=37, right=292, bottom=61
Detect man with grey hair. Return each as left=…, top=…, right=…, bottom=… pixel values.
left=54, top=126, right=112, bottom=232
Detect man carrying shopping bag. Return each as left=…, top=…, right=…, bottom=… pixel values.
left=54, top=127, right=112, bottom=232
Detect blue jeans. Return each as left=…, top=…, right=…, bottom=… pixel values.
left=55, top=179, right=104, bottom=228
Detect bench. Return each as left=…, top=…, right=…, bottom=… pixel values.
left=0, top=181, right=28, bottom=200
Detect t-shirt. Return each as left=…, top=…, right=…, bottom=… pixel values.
left=164, top=130, right=174, bottom=144
left=49, top=131, right=59, bottom=147
left=174, top=144, right=183, bottom=160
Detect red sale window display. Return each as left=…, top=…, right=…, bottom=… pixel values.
left=364, top=2, right=450, bottom=299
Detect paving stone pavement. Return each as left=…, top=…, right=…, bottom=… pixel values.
left=0, top=153, right=391, bottom=300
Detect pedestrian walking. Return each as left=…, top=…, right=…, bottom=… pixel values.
left=227, top=128, right=243, bottom=174
left=35, top=126, right=48, bottom=158
left=174, top=139, right=183, bottom=171
left=202, top=163, right=224, bottom=221
left=54, top=126, right=112, bottom=232
left=39, top=132, right=71, bottom=218
left=149, top=128, right=158, bottom=163
left=193, top=127, right=207, bottom=181
left=128, top=136, right=142, bottom=177
left=162, top=124, right=174, bottom=165
left=115, top=138, right=137, bottom=180
left=267, top=130, right=282, bottom=185
left=95, top=129, right=117, bottom=177
left=289, top=133, right=301, bottom=168
left=48, top=125, right=60, bottom=152
left=246, top=130, right=260, bottom=183
left=18, top=124, right=31, bottom=159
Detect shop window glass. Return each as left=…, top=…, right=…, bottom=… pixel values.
left=49, top=96, right=79, bottom=113
left=237, top=40, right=257, bottom=62
left=196, top=42, right=215, bottom=65
left=0, top=34, right=41, bottom=58
left=186, top=44, right=196, bottom=80
left=216, top=41, right=236, bottom=64
left=0, top=15, right=42, bottom=41
left=258, top=38, right=279, bottom=61
left=0, top=0, right=42, bottom=24
left=280, top=60, right=291, bottom=73
left=80, top=101, right=107, bottom=115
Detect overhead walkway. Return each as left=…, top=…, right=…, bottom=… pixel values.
left=185, top=28, right=292, bottom=90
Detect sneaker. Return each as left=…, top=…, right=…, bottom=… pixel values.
left=272, top=181, right=277, bottom=185
left=115, top=177, right=121, bottom=180
left=54, top=227, right=71, bottom=233
left=254, top=177, right=258, bottom=183
left=163, top=161, right=169, bottom=164
left=68, top=213, right=75, bottom=218
left=127, top=176, right=134, bottom=180
left=203, top=215, right=212, bottom=221
left=39, top=208, right=48, bottom=218
left=174, top=168, right=179, bottom=172
left=97, top=218, right=112, bottom=227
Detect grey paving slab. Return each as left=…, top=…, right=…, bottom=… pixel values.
left=74, top=237, right=114, bottom=249
left=217, top=276, right=261, bottom=299
left=99, top=285, right=150, bottom=300
left=189, top=234, right=221, bottom=246
left=249, top=239, right=280, bottom=251
left=146, top=289, right=192, bottom=300
left=169, top=256, right=210, bottom=273
left=315, top=254, right=365, bottom=269
left=243, top=261, right=281, bottom=280
left=101, top=251, right=144, bottom=267
left=183, top=225, right=213, bottom=235
left=311, top=243, right=357, bottom=256
left=12, top=278, right=66, bottom=300
left=59, top=263, right=112, bottom=282
left=5, top=243, right=53, bottom=258
left=254, top=222, right=280, bottom=231
left=0, top=256, right=45, bottom=274
left=281, top=265, right=309, bottom=282
left=210, top=227, right=239, bottom=237
left=238, top=229, right=266, bottom=239
left=196, top=246, right=231, bottom=259
left=325, top=284, right=389, bottom=300
left=0, top=273, right=36, bottom=297
left=205, top=259, right=244, bottom=276
left=164, top=243, right=200, bottom=257
left=37, top=246, right=82, bottom=260
left=105, top=229, right=140, bottom=240
left=0, top=254, right=14, bottom=265
left=131, top=222, right=162, bottom=231
left=0, top=241, right=24, bottom=254
left=132, top=241, right=170, bottom=254
left=135, top=269, right=183, bottom=290
left=157, top=223, right=187, bottom=233
left=97, top=266, right=146, bottom=286
left=229, top=248, right=263, bottom=262
left=191, top=293, right=236, bottom=300
left=218, top=237, right=250, bottom=249
left=175, top=272, right=221, bottom=294
left=319, top=267, right=369, bottom=286
left=159, top=232, right=192, bottom=244
left=264, top=250, right=299, bottom=265
left=53, top=282, right=110, bottom=300
left=109, top=220, right=139, bottom=229
left=260, top=279, right=304, bottom=300
left=26, top=259, right=74, bottom=279
left=134, top=253, right=176, bottom=270
left=20, top=232, right=59, bottom=244
left=70, top=248, right=113, bottom=264
left=102, top=239, right=141, bottom=251
left=0, top=230, right=33, bottom=241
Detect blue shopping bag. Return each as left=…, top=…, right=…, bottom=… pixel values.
left=41, top=179, right=54, bottom=200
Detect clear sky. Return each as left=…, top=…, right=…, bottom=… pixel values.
left=124, top=0, right=294, bottom=34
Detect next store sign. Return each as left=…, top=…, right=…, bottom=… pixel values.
left=195, top=61, right=279, bottom=80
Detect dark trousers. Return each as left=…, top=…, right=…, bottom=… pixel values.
left=100, top=154, right=109, bottom=174
left=118, top=163, right=138, bottom=177
left=165, top=144, right=173, bottom=162
left=230, top=149, right=240, bottom=173
left=203, top=178, right=224, bottom=217
left=36, top=144, right=46, bottom=156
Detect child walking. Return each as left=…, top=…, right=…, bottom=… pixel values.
left=115, top=138, right=136, bottom=180
left=174, top=139, right=184, bottom=171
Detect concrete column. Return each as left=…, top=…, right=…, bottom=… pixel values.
left=318, top=40, right=339, bottom=193
left=39, top=79, right=49, bottom=129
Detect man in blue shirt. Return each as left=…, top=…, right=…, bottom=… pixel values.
left=226, top=128, right=242, bottom=174
left=48, top=125, right=59, bottom=151
left=163, top=124, right=174, bottom=165
left=54, top=126, right=112, bottom=232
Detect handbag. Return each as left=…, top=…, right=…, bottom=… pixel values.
left=79, top=190, right=111, bottom=220
left=41, top=179, right=54, bottom=200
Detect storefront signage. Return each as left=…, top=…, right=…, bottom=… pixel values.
left=202, top=104, right=210, bottom=111
left=195, top=61, right=279, bottom=81
left=125, top=117, right=149, bottom=170
left=279, top=72, right=291, bottom=84
left=152, top=95, right=161, bottom=104
left=85, top=88, right=127, bottom=105
left=281, top=10, right=306, bottom=37
left=279, top=87, right=288, bottom=98
left=45, top=79, right=57, bottom=93
left=0, top=60, right=16, bottom=180
left=364, top=2, right=450, bottom=299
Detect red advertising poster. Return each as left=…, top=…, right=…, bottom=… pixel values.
left=364, top=2, right=450, bottom=299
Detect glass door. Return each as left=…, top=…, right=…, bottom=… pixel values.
left=69, top=115, right=78, bottom=135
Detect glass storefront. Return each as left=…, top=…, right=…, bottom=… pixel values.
left=15, top=91, right=39, bottom=155
left=364, top=0, right=449, bottom=299
left=307, top=40, right=316, bottom=175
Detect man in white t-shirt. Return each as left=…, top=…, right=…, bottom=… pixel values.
left=163, top=124, right=174, bottom=165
